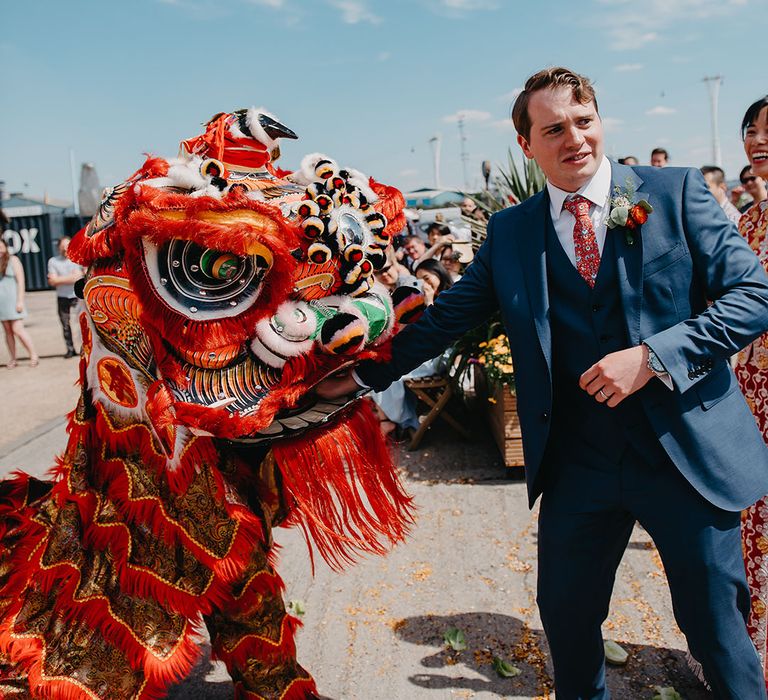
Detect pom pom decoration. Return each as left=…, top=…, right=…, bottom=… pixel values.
left=319, top=312, right=367, bottom=355
left=391, top=284, right=426, bottom=324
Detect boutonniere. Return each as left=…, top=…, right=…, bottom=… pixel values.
left=606, top=181, right=653, bottom=245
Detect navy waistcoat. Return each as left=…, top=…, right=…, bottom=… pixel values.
left=545, top=222, right=663, bottom=468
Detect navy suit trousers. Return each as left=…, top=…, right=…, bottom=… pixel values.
left=536, top=447, right=765, bottom=700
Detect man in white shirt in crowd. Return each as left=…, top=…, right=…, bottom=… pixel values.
left=47, top=236, right=84, bottom=358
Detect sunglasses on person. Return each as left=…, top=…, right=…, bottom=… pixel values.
left=742, top=175, right=758, bottom=184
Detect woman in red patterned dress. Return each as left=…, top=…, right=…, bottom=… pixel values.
left=735, top=94, right=768, bottom=687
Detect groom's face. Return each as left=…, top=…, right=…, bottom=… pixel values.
left=516, top=86, right=604, bottom=193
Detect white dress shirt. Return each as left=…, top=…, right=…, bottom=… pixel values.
left=546, top=155, right=612, bottom=267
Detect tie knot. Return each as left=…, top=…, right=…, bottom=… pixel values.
left=564, top=195, right=591, bottom=218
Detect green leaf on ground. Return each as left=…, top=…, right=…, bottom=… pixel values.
left=604, top=640, right=629, bottom=665
left=492, top=657, right=521, bottom=678
left=287, top=600, right=305, bottom=616
left=443, top=627, right=467, bottom=651
left=652, top=686, right=682, bottom=700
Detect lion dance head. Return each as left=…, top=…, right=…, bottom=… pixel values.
left=68, top=107, right=422, bottom=564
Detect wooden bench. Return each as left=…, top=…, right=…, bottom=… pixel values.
left=402, top=375, right=471, bottom=450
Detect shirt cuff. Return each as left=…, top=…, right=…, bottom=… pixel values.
left=656, top=371, right=674, bottom=390
left=351, top=369, right=370, bottom=389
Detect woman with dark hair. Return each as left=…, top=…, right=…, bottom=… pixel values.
left=414, top=258, right=453, bottom=305
left=734, top=94, right=768, bottom=688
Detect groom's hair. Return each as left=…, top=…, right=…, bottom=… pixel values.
left=512, top=67, right=598, bottom=141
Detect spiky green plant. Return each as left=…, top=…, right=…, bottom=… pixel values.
left=471, top=148, right=546, bottom=217
left=450, top=150, right=546, bottom=399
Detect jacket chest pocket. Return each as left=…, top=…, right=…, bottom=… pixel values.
left=643, top=242, right=688, bottom=278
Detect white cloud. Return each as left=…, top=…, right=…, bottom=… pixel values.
left=491, top=119, right=517, bottom=131
left=442, top=109, right=491, bottom=124
left=424, top=0, right=500, bottom=17
left=598, top=0, right=750, bottom=50
left=440, top=0, right=499, bottom=8
left=601, top=117, right=624, bottom=132
left=498, top=88, right=523, bottom=103
left=327, top=0, right=381, bottom=24
left=614, top=63, right=643, bottom=72
left=646, top=105, right=677, bottom=116
left=247, top=0, right=286, bottom=6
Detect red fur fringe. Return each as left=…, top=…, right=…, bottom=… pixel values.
left=272, top=399, right=414, bottom=571
left=370, top=179, right=405, bottom=239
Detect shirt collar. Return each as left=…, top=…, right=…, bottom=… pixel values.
left=547, top=156, right=612, bottom=219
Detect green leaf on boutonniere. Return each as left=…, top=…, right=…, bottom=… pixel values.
left=638, top=199, right=653, bottom=213
left=443, top=627, right=467, bottom=651
left=492, top=656, right=522, bottom=677
left=652, top=687, right=682, bottom=700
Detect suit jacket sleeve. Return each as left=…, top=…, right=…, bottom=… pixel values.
left=356, top=213, right=501, bottom=391
left=644, top=168, right=768, bottom=393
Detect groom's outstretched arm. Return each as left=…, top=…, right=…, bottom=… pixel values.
left=354, top=213, right=502, bottom=392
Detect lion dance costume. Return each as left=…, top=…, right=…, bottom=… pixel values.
left=0, top=108, right=423, bottom=699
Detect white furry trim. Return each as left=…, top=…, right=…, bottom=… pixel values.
left=294, top=153, right=336, bottom=185
left=167, top=156, right=209, bottom=190
left=245, top=189, right=268, bottom=202
left=345, top=168, right=378, bottom=202
left=190, top=185, right=224, bottom=199
left=245, top=107, right=281, bottom=150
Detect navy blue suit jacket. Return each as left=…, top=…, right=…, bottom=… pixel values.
left=358, top=162, right=768, bottom=511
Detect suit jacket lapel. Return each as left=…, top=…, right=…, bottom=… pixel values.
left=610, top=162, right=646, bottom=346
left=517, top=191, right=552, bottom=368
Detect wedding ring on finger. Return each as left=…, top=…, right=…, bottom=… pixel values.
left=598, top=389, right=609, bottom=400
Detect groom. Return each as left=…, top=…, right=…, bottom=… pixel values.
left=319, top=67, right=768, bottom=697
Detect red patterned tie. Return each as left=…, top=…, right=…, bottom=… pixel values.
left=564, top=195, right=600, bottom=288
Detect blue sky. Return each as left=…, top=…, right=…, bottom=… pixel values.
left=2, top=0, right=766, bottom=202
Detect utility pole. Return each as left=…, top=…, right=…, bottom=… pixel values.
left=428, top=134, right=442, bottom=190
left=457, top=116, right=469, bottom=191
left=69, top=149, right=81, bottom=216
left=703, top=75, right=723, bottom=167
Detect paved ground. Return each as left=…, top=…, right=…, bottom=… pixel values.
left=0, top=292, right=710, bottom=699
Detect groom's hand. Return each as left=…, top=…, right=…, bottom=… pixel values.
left=579, top=345, right=655, bottom=408
left=315, top=371, right=361, bottom=399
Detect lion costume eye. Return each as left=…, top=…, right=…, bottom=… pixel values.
left=141, top=238, right=272, bottom=319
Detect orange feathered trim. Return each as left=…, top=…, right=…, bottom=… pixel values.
left=272, top=399, right=414, bottom=571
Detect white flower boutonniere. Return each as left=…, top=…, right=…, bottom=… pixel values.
left=606, top=180, right=653, bottom=245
